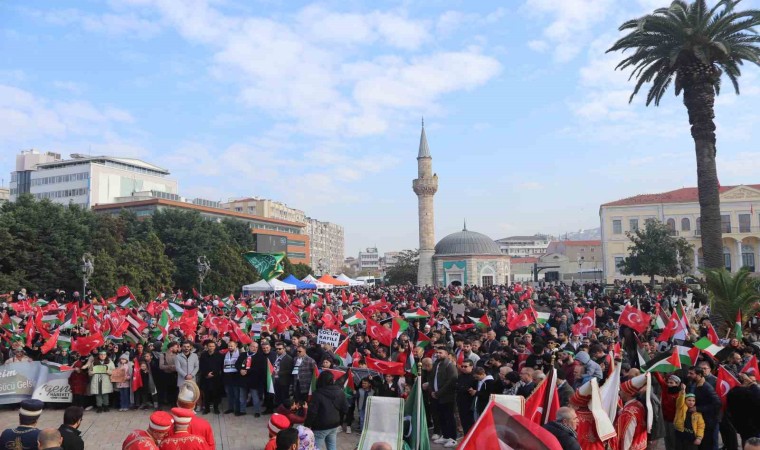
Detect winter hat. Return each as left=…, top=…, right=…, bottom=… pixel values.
left=149, top=411, right=173, bottom=432
left=176, top=380, right=200, bottom=409
left=120, top=353, right=130, bottom=361
left=575, top=351, right=590, bottom=364
left=668, top=375, right=681, bottom=385
left=268, top=413, right=291, bottom=436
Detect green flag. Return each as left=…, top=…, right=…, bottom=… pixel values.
left=403, top=376, right=431, bottom=450
left=242, top=252, right=286, bottom=281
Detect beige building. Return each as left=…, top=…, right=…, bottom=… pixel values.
left=222, top=197, right=306, bottom=224
left=600, top=184, right=760, bottom=283
left=305, top=218, right=344, bottom=275
left=495, top=235, right=551, bottom=257
left=0, top=187, right=9, bottom=204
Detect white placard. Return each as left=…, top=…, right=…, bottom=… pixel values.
left=317, top=329, right=341, bottom=347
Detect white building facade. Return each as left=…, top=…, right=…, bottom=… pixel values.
left=600, top=184, right=760, bottom=283
left=495, top=235, right=551, bottom=257
left=222, top=197, right=306, bottom=224
left=305, top=218, right=345, bottom=275
left=359, top=247, right=380, bottom=273
left=9, top=151, right=177, bottom=209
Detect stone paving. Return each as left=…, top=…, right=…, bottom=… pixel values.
left=0, top=405, right=454, bottom=450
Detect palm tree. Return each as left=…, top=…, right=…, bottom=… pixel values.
left=703, top=267, right=760, bottom=334
left=608, top=0, right=760, bottom=269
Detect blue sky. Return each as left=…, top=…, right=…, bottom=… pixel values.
left=2, top=0, right=760, bottom=257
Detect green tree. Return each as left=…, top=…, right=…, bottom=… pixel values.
left=608, top=0, right=760, bottom=269
left=619, top=220, right=694, bottom=287
left=280, top=257, right=313, bottom=280
left=385, top=250, right=419, bottom=285
left=703, top=267, right=760, bottom=334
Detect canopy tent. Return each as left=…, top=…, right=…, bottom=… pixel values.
left=282, top=274, right=316, bottom=290
left=318, top=274, right=349, bottom=287
left=303, top=275, right=334, bottom=289
left=336, top=273, right=364, bottom=286
left=242, top=278, right=297, bottom=294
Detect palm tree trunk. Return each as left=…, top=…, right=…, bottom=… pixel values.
left=683, top=78, right=723, bottom=270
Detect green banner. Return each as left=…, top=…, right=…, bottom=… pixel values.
left=242, top=252, right=286, bottom=281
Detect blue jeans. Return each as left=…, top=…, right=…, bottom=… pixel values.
left=313, top=427, right=338, bottom=450
left=238, top=387, right=262, bottom=414
left=225, top=384, right=240, bottom=413
left=119, top=388, right=130, bottom=409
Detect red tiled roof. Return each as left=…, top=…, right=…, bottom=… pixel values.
left=562, top=240, right=601, bottom=246
left=601, top=185, right=760, bottom=207
left=511, top=257, right=540, bottom=263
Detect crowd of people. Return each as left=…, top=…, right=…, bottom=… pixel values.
left=1, top=279, right=760, bottom=450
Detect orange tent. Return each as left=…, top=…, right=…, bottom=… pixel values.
left=318, top=274, right=349, bottom=286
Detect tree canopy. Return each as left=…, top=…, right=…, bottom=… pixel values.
left=619, top=220, right=694, bottom=285
left=0, top=195, right=312, bottom=298
left=385, top=249, right=419, bottom=285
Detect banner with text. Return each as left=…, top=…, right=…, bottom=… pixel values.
left=317, top=329, right=341, bottom=347
left=0, top=362, right=73, bottom=404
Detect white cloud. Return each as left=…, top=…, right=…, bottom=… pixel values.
left=29, top=8, right=161, bottom=38
left=523, top=0, right=614, bottom=62
left=52, top=81, right=85, bottom=95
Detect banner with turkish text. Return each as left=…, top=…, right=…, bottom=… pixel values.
left=0, top=361, right=73, bottom=404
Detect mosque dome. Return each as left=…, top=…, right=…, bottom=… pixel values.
left=434, top=225, right=502, bottom=256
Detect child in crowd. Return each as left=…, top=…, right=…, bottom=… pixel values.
left=115, top=353, right=132, bottom=411
left=355, top=377, right=375, bottom=431
left=674, top=385, right=705, bottom=450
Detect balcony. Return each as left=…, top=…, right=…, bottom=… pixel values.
left=691, top=227, right=760, bottom=236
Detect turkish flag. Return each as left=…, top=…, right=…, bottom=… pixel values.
left=365, top=356, right=405, bottom=376
left=508, top=310, right=534, bottom=331
left=267, top=303, right=292, bottom=333
left=618, top=304, right=651, bottom=334
left=740, top=355, right=759, bottom=377
left=506, top=304, right=517, bottom=323
left=572, top=310, right=596, bottom=336
left=716, top=365, right=739, bottom=410
left=40, top=328, right=60, bottom=355
left=72, top=332, right=104, bottom=355
left=524, top=368, right=560, bottom=425
left=459, top=399, right=561, bottom=450
left=656, top=311, right=684, bottom=342
left=365, top=318, right=393, bottom=347
left=131, top=358, right=143, bottom=392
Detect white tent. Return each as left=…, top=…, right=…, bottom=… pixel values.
left=242, top=279, right=297, bottom=294
left=337, top=273, right=364, bottom=286
left=302, top=274, right=333, bottom=289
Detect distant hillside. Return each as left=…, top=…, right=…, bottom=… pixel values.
left=560, top=227, right=601, bottom=241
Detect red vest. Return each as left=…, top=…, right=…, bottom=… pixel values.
left=612, top=400, right=647, bottom=450
left=122, top=430, right=159, bottom=450
left=159, top=432, right=207, bottom=450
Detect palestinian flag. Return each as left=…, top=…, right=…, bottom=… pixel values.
left=126, top=312, right=148, bottom=333
left=459, top=399, right=562, bottom=450
left=57, top=334, right=71, bottom=350
left=468, top=314, right=491, bottom=330
left=334, top=337, right=352, bottom=367
left=391, top=317, right=409, bottom=339
left=344, top=311, right=366, bottom=326
left=42, top=314, right=61, bottom=326
left=534, top=311, right=550, bottom=325
left=735, top=310, right=743, bottom=339
left=116, top=285, right=137, bottom=308
left=266, top=359, right=276, bottom=394
left=165, top=300, right=185, bottom=319
left=0, top=311, right=14, bottom=332
left=645, top=347, right=682, bottom=373
left=403, top=308, right=429, bottom=320
left=59, top=307, right=79, bottom=330
left=152, top=310, right=171, bottom=340
left=675, top=345, right=700, bottom=367
left=343, top=369, right=355, bottom=398
left=235, top=304, right=248, bottom=319
left=652, top=304, right=667, bottom=331
left=308, top=365, right=319, bottom=399
left=41, top=361, right=74, bottom=372
left=416, top=332, right=431, bottom=348
left=694, top=337, right=728, bottom=359
left=123, top=327, right=145, bottom=346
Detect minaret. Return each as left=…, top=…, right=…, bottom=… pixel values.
left=413, top=119, right=438, bottom=286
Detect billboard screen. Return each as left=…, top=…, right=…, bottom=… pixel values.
left=254, top=234, right=288, bottom=253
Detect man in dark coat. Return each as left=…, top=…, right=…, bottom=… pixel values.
left=0, top=399, right=43, bottom=450
left=291, top=344, right=317, bottom=404
left=428, top=347, right=458, bottom=448
left=58, top=406, right=84, bottom=450
left=456, top=360, right=476, bottom=434
left=543, top=407, right=581, bottom=450
left=273, top=341, right=294, bottom=408
left=556, top=370, right=575, bottom=407
left=198, top=340, right=224, bottom=414
left=727, top=374, right=760, bottom=445
left=235, top=341, right=267, bottom=417
left=687, top=366, right=722, bottom=450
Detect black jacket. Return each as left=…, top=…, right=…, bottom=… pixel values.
left=543, top=421, right=580, bottom=450
left=727, top=384, right=760, bottom=440
left=304, top=384, right=348, bottom=431
left=516, top=382, right=536, bottom=398
left=236, top=351, right=267, bottom=390
left=198, top=351, right=224, bottom=388
left=276, top=354, right=294, bottom=387
left=58, top=424, right=84, bottom=450
left=692, top=382, right=721, bottom=425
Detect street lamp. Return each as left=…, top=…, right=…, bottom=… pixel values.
left=577, top=255, right=584, bottom=283
left=197, top=256, right=211, bottom=297
left=81, top=253, right=94, bottom=299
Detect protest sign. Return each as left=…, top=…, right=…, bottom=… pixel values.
left=0, top=362, right=73, bottom=404
left=317, top=329, right=341, bottom=347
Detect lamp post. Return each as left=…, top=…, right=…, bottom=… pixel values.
left=81, top=253, right=94, bottom=299
left=197, top=256, right=211, bottom=297
left=577, top=255, right=584, bottom=283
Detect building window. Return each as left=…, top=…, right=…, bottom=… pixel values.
left=698, top=255, right=704, bottom=269
left=613, top=220, right=622, bottom=234
left=288, top=239, right=306, bottom=247
left=481, top=276, right=493, bottom=287
left=742, top=244, right=755, bottom=271
left=645, top=218, right=655, bottom=225
left=287, top=252, right=306, bottom=259
left=696, top=217, right=701, bottom=236
left=721, top=214, right=732, bottom=233
left=629, top=219, right=638, bottom=232
left=723, top=246, right=732, bottom=271
left=681, top=218, right=690, bottom=231
left=614, top=256, right=624, bottom=274
left=739, top=214, right=751, bottom=233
